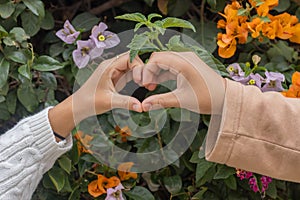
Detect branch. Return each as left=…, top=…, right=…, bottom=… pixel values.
left=89, top=0, right=132, bottom=15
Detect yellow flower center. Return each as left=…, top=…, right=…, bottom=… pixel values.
left=249, top=79, right=256, bottom=85
left=228, top=66, right=235, bottom=72
left=98, top=34, right=106, bottom=41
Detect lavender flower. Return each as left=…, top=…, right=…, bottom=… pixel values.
left=248, top=73, right=264, bottom=88
left=56, top=20, right=80, bottom=44
left=105, top=183, right=125, bottom=200
left=226, top=63, right=250, bottom=84
left=90, top=22, right=120, bottom=49
left=261, top=71, right=285, bottom=92
left=72, top=39, right=103, bottom=68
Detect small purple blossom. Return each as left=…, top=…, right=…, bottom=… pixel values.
left=56, top=20, right=80, bottom=44
left=248, top=73, right=264, bottom=88
left=90, top=22, right=120, bottom=49
left=72, top=39, right=103, bottom=68
left=105, top=183, right=125, bottom=200
left=261, top=71, right=285, bottom=92
left=226, top=63, right=250, bottom=84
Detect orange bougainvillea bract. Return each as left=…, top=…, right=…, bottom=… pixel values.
left=282, top=72, right=300, bottom=98
left=88, top=174, right=121, bottom=198
left=217, top=0, right=300, bottom=58
left=118, top=162, right=138, bottom=181
left=74, top=130, right=93, bottom=155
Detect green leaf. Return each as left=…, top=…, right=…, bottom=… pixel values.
left=5, top=49, right=28, bottom=64
left=0, top=58, right=10, bottom=88
left=192, top=187, right=208, bottom=200
left=134, top=22, right=146, bottom=32
left=6, top=90, right=17, bottom=114
left=22, top=0, right=45, bottom=18
left=32, top=56, right=64, bottom=71
left=0, top=95, right=5, bottom=103
left=0, top=25, right=8, bottom=39
left=40, top=72, right=57, bottom=89
left=21, top=11, right=40, bottom=36
left=168, top=108, right=191, bottom=122
left=213, top=165, right=236, bottom=179
left=196, top=159, right=214, bottom=182
left=162, top=17, right=196, bottom=32
left=124, top=186, right=155, bottom=200
left=115, top=13, right=147, bottom=23
left=0, top=102, right=10, bottom=120
left=18, top=64, right=31, bottom=80
left=144, top=0, right=155, bottom=6
left=163, top=175, right=182, bottom=194
left=48, top=167, right=66, bottom=192
left=58, top=155, right=72, bottom=174
left=40, top=10, right=54, bottom=30
left=148, top=13, right=162, bottom=21
left=0, top=1, right=15, bottom=19
left=167, top=0, right=191, bottom=17
left=273, top=0, right=290, bottom=12
left=296, top=7, right=300, bottom=22
left=224, top=175, right=237, bottom=190
left=266, top=180, right=277, bottom=199
left=127, top=33, right=149, bottom=62
left=190, top=151, right=201, bottom=163
left=12, top=4, right=26, bottom=21
left=17, top=84, right=38, bottom=112
left=72, top=12, right=100, bottom=32
left=10, top=27, right=29, bottom=43
left=267, top=41, right=295, bottom=63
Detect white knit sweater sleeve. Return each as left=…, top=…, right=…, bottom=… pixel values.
left=0, top=107, right=73, bottom=200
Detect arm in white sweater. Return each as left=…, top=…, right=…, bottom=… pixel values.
left=0, top=107, right=72, bottom=200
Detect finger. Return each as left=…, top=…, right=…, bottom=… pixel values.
left=142, top=91, right=179, bottom=112
left=114, top=72, right=133, bottom=92
left=144, top=71, right=177, bottom=91
left=111, top=93, right=143, bottom=113
left=132, top=65, right=143, bottom=85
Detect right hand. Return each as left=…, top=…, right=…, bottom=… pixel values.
left=137, top=51, right=226, bottom=114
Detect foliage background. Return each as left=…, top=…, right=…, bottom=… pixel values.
left=0, top=0, right=300, bottom=199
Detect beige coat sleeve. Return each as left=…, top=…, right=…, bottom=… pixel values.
left=205, top=79, right=300, bottom=183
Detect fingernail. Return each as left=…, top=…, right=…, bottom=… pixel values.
left=143, top=103, right=151, bottom=111
left=133, top=104, right=141, bottom=112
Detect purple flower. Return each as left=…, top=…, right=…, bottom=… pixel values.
left=105, top=183, right=125, bottom=200
left=90, top=22, right=120, bottom=49
left=261, top=176, right=272, bottom=192
left=248, top=73, right=264, bottom=88
left=249, top=177, right=259, bottom=193
left=56, top=20, right=80, bottom=44
left=72, top=39, right=103, bottom=68
left=261, top=71, right=285, bottom=92
left=226, top=63, right=250, bottom=84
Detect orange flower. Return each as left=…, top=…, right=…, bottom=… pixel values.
left=282, top=72, right=300, bottom=98
left=88, top=179, right=106, bottom=198
left=118, top=162, right=138, bottom=181
left=247, top=17, right=264, bottom=38
left=115, top=126, right=132, bottom=142
left=249, top=0, right=278, bottom=17
left=88, top=174, right=121, bottom=198
left=217, top=33, right=237, bottom=58
left=74, top=130, right=93, bottom=155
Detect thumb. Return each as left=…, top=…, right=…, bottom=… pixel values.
left=142, top=91, right=179, bottom=112
left=111, top=93, right=142, bottom=112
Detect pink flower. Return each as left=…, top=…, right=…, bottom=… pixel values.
left=56, top=20, right=80, bottom=44
left=90, top=22, right=120, bottom=49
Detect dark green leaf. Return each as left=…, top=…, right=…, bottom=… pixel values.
left=115, top=13, right=147, bottom=23
left=124, top=186, right=155, bottom=200
left=41, top=72, right=57, bottom=89
left=224, top=175, right=237, bottom=190
left=6, top=90, right=17, bottom=114
left=48, top=167, right=66, bottom=192
left=0, top=58, right=9, bottom=88
left=296, top=7, right=300, bottom=21
left=72, top=12, right=99, bottom=32
left=190, top=151, right=201, bottom=163
left=213, top=165, right=235, bottom=179
left=18, top=64, right=31, bottom=80
left=0, top=1, right=15, bottom=18
left=144, top=0, right=155, bottom=6
left=0, top=95, right=5, bottom=103
left=12, top=4, right=26, bottom=21
left=0, top=25, right=8, bottom=39
left=266, top=180, right=277, bottom=199
left=267, top=41, right=295, bottom=63
left=168, top=108, right=191, bottom=122
left=196, top=159, right=214, bottom=182
left=58, top=155, right=72, bottom=174
left=9, top=27, right=29, bottom=43
left=163, top=175, right=182, bottom=194
left=162, top=17, right=196, bottom=32
left=22, top=0, right=45, bottom=17
left=21, top=11, right=40, bottom=36
left=32, top=56, right=64, bottom=71
left=17, top=84, right=38, bottom=112
left=40, top=11, right=54, bottom=30
left=68, top=186, right=81, bottom=200
left=167, top=0, right=191, bottom=17
left=192, top=187, right=208, bottom=200
left=0, top=102, right=10, bottom=120
left=5, top=49, right=28, bottom=64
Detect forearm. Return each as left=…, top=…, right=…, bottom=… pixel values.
left=0, top=108, right=72, bottom=199
left=206, top=79, right=300, bottom=182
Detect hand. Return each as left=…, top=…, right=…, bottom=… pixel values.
left=49, top=52, right=143, bottom=138
left=139, top=51, right=226, bottom=114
